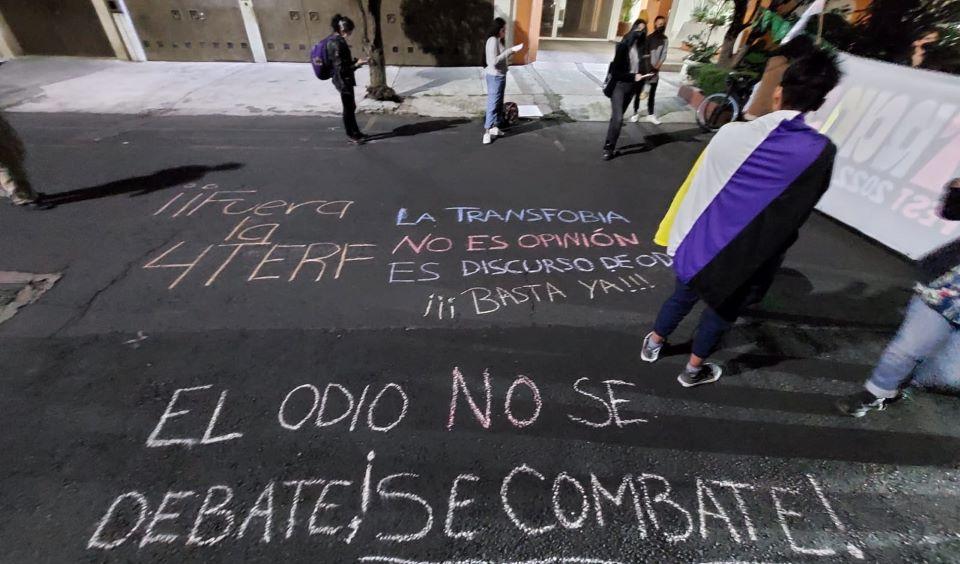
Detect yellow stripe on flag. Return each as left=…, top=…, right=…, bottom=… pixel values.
left=654, top=149, right=707, bottom=247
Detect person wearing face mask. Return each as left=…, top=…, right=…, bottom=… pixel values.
left=630, top=15, right=669, bottom=125
left=838, top=179, right=960, bottom=416
left=602, top=19, right=652, bottom=161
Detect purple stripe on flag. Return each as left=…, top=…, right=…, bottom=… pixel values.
left=674, top=116, right=828, bottom=283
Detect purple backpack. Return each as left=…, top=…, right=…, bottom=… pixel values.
left=310, top=35, right=336, bottom=80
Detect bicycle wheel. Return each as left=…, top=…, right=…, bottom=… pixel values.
left=696, top=93, right=740, bottom=132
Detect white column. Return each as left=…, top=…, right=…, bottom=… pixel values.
left=90, top=0, right=131, bottom=60
left=112, top=0, right=147, bottom=61
left=238, top=0, right=267, bottom=63
left=0, top=8, right=23, bottom=59
left=667, top=0, right=696, bottom=41
left=608, top=0, right=625, bottom=39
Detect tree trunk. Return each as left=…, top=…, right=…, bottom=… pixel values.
left=356, top=0, right=401, bottom=102
left=717, top=0, right=750, bottom=68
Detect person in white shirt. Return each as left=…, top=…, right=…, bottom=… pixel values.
left=483, top=18, right=523, bottom=145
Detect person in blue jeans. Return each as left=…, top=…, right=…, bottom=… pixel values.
left=483, top=18, right=522, bottom=145
left=838, top=179, right=960, bottom=416
left=643, top=250, right=785, bottom=387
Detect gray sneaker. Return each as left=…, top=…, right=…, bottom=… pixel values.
left=678, top=363, right=723, bottom=387
left=640, top=332, right=662, bottom=363
left=836, top=391, right=899, bottom=417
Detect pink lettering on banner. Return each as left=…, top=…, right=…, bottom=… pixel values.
left=910, top=113, right=960, bottom=194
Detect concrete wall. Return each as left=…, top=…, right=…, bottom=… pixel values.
left=385, top=0, right=495, bottom=66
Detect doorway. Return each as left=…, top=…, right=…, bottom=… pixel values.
left=540, top=0, right=618, bottom=40
left=124, top=0, right=253, bottom=62
left=0, top=0, right=113, bottom=57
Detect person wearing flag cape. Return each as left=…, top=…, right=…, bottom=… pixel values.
left=640, top=48, right=842, bottom=387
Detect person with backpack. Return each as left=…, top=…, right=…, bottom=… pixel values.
left=483, top=18, right=523, bottom=145
left=318, top=15, right=368, bottom=144
left=602, top=20, right=651, bottom=161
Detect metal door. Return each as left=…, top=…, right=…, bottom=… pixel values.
left=381, top=0, right=433, bottom=66
left=125, top=0, right=252, bottom=62
left=254, top=1, right=365, bottom=63
left=381, top=0, right=493, bottom=66
left=253, top=0, right=308, bottom=62
left=0, top=0, right=114, bottom=57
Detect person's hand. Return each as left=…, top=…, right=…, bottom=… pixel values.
left=357, top=57, right=369, bottom=66
left=511, top=43, right=524, bottom=53
left=635, top=73, right=644, bottom=81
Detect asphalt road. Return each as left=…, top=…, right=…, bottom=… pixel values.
left=0, top=112, right=957, bottom=564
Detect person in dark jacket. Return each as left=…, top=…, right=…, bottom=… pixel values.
left=603, top=20, right=651, bottom=161
left=0, top=112, right=39, bottom=206
left=327, top=14, right=368, bottom=144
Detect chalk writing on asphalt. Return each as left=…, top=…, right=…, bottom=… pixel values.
left=87, top=367, right=867, bottom=560
left=140, top=187, right=675, bottom=318
left=143, top=183, right=373, bottom=289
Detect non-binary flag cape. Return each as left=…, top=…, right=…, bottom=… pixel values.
left=654, top=110, right=837, bottom=310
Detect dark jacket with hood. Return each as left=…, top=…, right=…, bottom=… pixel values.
left=608, top=29, right=649, bottom=83
left=327, top=35, right=359, bottom=92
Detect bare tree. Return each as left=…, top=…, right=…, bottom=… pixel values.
left=356, top=0, right=401, bottom=101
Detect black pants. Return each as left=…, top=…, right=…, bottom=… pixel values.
left=604, top=81, right=638, bottom=150
left=340, top=87, right=361, bottom=139
left=0, top=116, right=36, bottom=201
left=632, top=80, right=658, bottom=115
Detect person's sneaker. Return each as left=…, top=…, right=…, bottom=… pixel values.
left=489, top=126, right=503, bottom=137
left=640, top=332, right=662, bottom=363
left=629, top=114, right=640, bottom=123
left=602, top=149, right=615, bottom=161
left=678, top=363, right=723, bottom=388
left=646, top=114, right=662, bottom=125
left=836, top=390, right=898, bottom=417
left=10, top=192, right=39, bottom=206
left=483, top=131, right=493, bottom=145
left=347, top=135, right=367, bottom=145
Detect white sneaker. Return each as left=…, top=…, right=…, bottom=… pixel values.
left=629, top=114, right=640, bottom=123
left=482, top=132, right=492, bottom=145
left=489, top=126, right=503, bottom=137
left=646, top=114, right=662, bottom=125
left=640, top=332, right=662, bottom=363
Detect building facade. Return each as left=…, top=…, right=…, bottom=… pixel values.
left=0, top=0, right=872, bottom=66
left=0, top=0, right=546, bottom=66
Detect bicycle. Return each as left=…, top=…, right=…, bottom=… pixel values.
left=695, top=72, right=758, bottom=132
